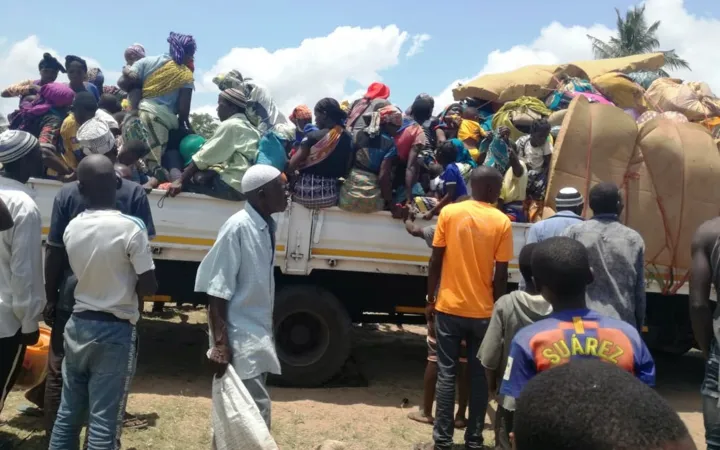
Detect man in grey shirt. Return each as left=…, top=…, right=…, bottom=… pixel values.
left=562, top=182, right=645, bottom=330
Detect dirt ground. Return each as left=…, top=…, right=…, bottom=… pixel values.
left=0, top=307, right=708, bottom=449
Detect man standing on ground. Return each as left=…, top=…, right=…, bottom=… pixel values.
left=0, top=130, right=45, bottom=413
left=562, top=182, right=646, bottom=330
left=49, top=155, right=157, bottom=449
left=690, top=217, right=720, bottom=449
left=519, top=186, right=584, bottom=291
left=419, top=166, right=513, bottom=450
left=43, top=144, right=155, bottom=436
left=195, top=164, right=288, bottom=428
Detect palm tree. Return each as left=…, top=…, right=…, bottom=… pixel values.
left=587, top=5, right=690, bottom=77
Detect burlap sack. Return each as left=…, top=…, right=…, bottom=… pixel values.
left=546, top=96, right=638, bottom=214
left=626, top=119, right=720, bottom=273
left=645, top=78, right=720, bottom=122
left=548, top=109, right=568, bottom=127
left=592, top=72, right=646, bottom=109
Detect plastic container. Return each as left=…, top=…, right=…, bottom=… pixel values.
left=15, top=327, right=50, bottom=389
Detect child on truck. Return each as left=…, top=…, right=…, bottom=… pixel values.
left=415, top=141, right=469, bottom=221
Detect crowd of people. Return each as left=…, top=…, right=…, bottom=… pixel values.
left=0, top=30, right=713, bottom=450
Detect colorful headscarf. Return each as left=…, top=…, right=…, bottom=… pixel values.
left=379, top=105, right=402, bottom=127
left=219, top=88, right=248, bottom=110
left=19, top=82, right=75, bottom=119
left=38, top=53, right=65, bottom=73
left=167, top=32, right=197, bottom=66
left=340, top=100, right=350, bottom=113
left=212, top=70, right=244, bottom=91
left=124, top=44, right=146, bottom=64
left=289, top=105, right=312, bottom=122
left=87, top=68, right=104, bottom=85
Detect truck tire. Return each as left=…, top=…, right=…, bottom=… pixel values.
left=272, top=285, right=352, bottom=387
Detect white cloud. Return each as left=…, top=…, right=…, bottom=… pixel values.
left=406, top=34, right=431, bottom=58
left=433, top=0, right=720, bottom=111
left=191, top=104, right=218, bottom=119
left=200, top=25, right=409, bottom=115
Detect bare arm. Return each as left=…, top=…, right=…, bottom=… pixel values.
left=41, top=148, right=73, bottom=176
left=425, top=185, right=455, bottom=219
left=404, top=147, right=421, bottom=204
left=287, top=144, right=310, bottom=173
left=427, top=247, right=445, bottom=302
left=135, top=269, right=158, bottom=298
left=690, top=224, right=715, bottom=358
left=208, top=296, right=231, bottom=376
left=435, top=128, right=447, bottom=146
left=493, top=262, right=509, bottom=302
left=378, top=159, right=394, bottom=206
left=177, top=88, right=193, bottom=131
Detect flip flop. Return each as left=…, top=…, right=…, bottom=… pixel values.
left=16, top=405, right=43, bottom=417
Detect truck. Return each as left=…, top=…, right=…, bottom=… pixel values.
left=31, top=177, right=695, bottom=387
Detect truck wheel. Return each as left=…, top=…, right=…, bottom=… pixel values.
left=272, top=285, right=352, bottom=387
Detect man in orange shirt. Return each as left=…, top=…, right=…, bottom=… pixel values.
left=424, top=166, right=513, bottom=450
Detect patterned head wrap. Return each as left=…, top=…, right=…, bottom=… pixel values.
left=167, top=32, right=197, bottom=66
left=124, top=44, right=146, bottom=64
left=212, top=70, right=244, bottom=91
left=87, top=68, right=104, bottom=86
left=219, top=88, right=247, bottom=110
left=0, top=130, right=38, bottom=164
left=77, top=118, right=116, bottom=156
left=289, top=105, right=312, bottom=122
left=38, top=53, right=66, bottom=73
left=379, top=105, right=403, bottom=127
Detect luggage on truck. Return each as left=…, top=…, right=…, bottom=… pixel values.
left=491, top=97, right=551, bottom=141
left=338, top=169, right=384, bottom=214
left=546, top=96, right=638, bottom=214
left=645, top=78, right=720, bottom=122
left=592, top=72, right=647, bottom=110
left=626, top=119, right=720, bottom=283
left=636, top=110, right=688, bottom=126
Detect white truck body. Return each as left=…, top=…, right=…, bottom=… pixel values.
left=30, top=178, right=686, bottom=296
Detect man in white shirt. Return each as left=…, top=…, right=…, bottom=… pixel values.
left=49, top=155, right=157, bottom=449
left=0, top=130, right=45, bottom=413
left=195, top=164, right=287, bottom=429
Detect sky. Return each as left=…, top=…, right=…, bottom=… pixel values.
left=1, top=0, right=719, bottom=118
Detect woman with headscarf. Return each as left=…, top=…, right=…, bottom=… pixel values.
left=167, top=88, right=259, bottom=201
left=287, top=98, right=353, bottom=209
left=87, top=68, right=105, bottom=93
left=212, top=70, right=288, bottom=133
left=124, top=44, right=146, bottom=67
left=393, top=95, right=430, bottom=205
left=288, top=105, right=317, bottom=149
left=434, top=103, right=463, bottom=147
left=65, top=55, right=100, bottom=101
left=9, top=82, right=76, bottom=179
left=119, top=32, right=196, bottom=182
left=339, top=105, right=402, bottom=213
left=457, top=106, right=486, bottom=162
left=345, top=82, right=391, bottom=138
left=1, top=53, right=66, bottom=101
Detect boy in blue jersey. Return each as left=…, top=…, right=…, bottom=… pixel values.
left=500, top=236, right=655, bottom=401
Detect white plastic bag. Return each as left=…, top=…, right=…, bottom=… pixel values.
left=211, top=365, right=279, bottom=450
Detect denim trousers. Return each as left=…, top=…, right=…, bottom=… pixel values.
left=703, top=338, right=720, bottom=450
left=49, top=313, right=138, bottom=450
left=433, top=311, right=490, bottom=450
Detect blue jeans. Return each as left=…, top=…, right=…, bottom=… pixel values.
left=703, top=338, right=720, bottom=450
left=433, top=312, right=490, bottom=450
left=49, top=313, right=138, bottom=450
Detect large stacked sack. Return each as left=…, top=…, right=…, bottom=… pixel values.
left=645, top=78, right=720, bottom=122
left=546, top=96, right=638, bottom=211
left=592, top=72, right=646, bottom=110
left=626, top=118, right=720, bottom=274
left=452, top=53, right=665, bottom=104
left=491, top=96, right=551, bottom=141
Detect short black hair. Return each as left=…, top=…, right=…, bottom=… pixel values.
left=514, top=359, right=689, bottom=450
left=530, top=118, right=551, bottom=135
left=72, top=92, right=98, bottom=115
left=518, top=243, right=537, bottom=286
left=410, top=95, right=434, bottom=123
left=435, top=141, right=457, bottom=165
left=589, top=181, right=621, bottom=215
left=531, top=236, right=591, bottom=298
left=314, top=98, right=347, bottom=126
left=98, top=94, right=121, bottom=114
